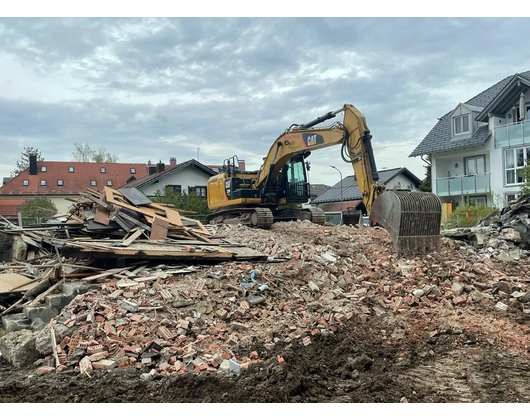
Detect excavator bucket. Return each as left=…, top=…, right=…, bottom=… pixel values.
left=370, top=191, right=442, bottom=256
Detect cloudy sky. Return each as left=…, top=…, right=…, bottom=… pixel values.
left=2, top=17, right=530, bottom=186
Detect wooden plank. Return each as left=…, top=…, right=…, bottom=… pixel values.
left=0, top=273, right=39, bottom=293
left=180, top=216, right=211, bottom=235
left=150, top=217, right=169, bottom=240
left=146, top=203, right=184, bottom=224
left=94, top=206, right=112, bottom=226
left=121, top=228, right=145, bottom=246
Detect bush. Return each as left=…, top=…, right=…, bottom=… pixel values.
left=153, top=189, right=210, bottom=216
left=449, top=204, right=495, bottom=227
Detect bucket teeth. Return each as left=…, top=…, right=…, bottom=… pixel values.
left=370, top=191, right=442, bottom=256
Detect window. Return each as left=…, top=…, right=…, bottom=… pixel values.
left=40, top=180, right=47, bottom=186
left=464, top=156, right=486, bottom=175
left=166, top=185, right=182, bottom=194
left=68, top=166, right=75, bottom=173
left=189, top=186, right=207, bottom=198
left=454, top=114, right=470, bottom=135
left=57, top=180, right=64, bottom=186
left=41, top=166, right=47, bottom=173
left=106, top=180, right=113, bottom=186
left=505, top=147, right=530, bottom=185
left=130, top=168, right=136, bottom=174
left=506, top=193, right=521, bottom=205
left=90, top=180, right=97, bottom=187
left=468, top=196, right=487, bottom=206
left=22, top=180, right=29, bottom=186
left=100, top=167, right=106, bottom=173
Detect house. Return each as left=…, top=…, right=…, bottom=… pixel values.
left=123, top=158, right=216, bottom=198
left=311, top=167, right=421, bottom=223
left=0, top=155, right=148, bottom=214
left=410, top=70, right=530, bottom=209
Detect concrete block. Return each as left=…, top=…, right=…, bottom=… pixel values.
left=2, top=313, right=31, bottom=333
left=0, top=330, right=40, bottom=368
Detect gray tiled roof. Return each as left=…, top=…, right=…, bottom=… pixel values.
left=121, top=159, right=216, bottom=189
left=409, top=71, right=530, bottom=157
left=312, top=167, right=420, bottom=204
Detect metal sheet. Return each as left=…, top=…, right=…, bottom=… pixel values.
left=118, top=188, right=152, bottom=206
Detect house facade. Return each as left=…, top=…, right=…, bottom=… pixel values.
left=0, top=156, right=148, bottom=214
left=410, top=71, right=530, bottom=209
left=123, top=159, right=216, bottom=198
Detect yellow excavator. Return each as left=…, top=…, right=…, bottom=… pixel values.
left=206, top=104, right=442, bottom=255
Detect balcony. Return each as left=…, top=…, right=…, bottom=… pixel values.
left=436, top=173, right=491, bottom=197
left=494, top=121, right=530, bottom=148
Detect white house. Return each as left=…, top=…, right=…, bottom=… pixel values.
left=410, top=71, right=530, bottom=209
left=123, top=159, right=216, bottom=198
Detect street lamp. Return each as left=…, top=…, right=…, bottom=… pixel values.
left=330, top=165, right=343, bottom=224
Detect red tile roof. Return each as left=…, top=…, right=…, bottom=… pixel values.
left=0, top=161, right=148, bottom=195
left=0, top=198, right=26, bottom=216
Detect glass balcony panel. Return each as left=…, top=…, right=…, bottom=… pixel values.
left=508, top=124, right=524, bottom=146
left=475, top=174, right=490, bottom=193
left=449, top=178, right=462, bottom=195
left=462, top=176, right=475, bottom=194
left=495, top=126, right=509, bottom=148
left=436, top=179, right=449, bottom=196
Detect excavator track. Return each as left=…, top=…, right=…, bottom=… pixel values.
left=206, top=207, right=274, bottom=229
left=306, top=207, right=326, bottom=225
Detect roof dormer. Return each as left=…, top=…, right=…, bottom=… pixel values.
left=450, top=102, right=484, bottom=140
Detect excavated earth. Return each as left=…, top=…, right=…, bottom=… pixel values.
left=1, top=222, right=530, bottom=403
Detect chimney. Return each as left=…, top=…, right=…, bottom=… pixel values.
left=238, top=160, right=246, bottom=171
left=29, top=154, right=38, bottom=175
left=149, top=166, right=156, bottom=175
left=170, top=157, right=177, bottom=167
left=156, top=160, right=165, bottom=173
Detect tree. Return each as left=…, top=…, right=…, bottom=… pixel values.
left=153, top=189, right=210, bottom=215
left=521, top=164, right=530, bottom=195
left=72, top=143, right=118, bottom=163
left=11, top=147, right=44, bottom=177
left=419, top=155, right=432, bottom=192
left=92, top=147, right=119, bottom=163
left=19, top=197, right=58, bottom=225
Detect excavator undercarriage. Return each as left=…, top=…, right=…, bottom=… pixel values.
left=206, top=206, right=326, bottom=229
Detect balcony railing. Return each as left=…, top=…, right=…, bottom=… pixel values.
left=494, top=121, right=530, bottom=148
left=436, top=173, right=491, bottom=197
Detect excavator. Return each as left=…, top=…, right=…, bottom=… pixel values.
left=206, top=104, right=442, bottom=255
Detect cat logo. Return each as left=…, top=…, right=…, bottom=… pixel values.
left=302, top=133, right=324, bottom=148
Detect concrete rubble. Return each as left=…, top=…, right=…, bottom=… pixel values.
left=2, top=216, right=530, bottom=376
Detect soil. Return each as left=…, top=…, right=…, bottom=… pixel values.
left=2, top=222, right=530, bottom=403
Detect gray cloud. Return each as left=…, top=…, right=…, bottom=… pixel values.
left=2, top=17, right=530, bottom=185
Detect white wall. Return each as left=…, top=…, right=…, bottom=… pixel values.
left=385, top=173, right=419, bottom=191
left=433, top=145, right=491, bottom=179
left=140, top=166, right=212, bottom=197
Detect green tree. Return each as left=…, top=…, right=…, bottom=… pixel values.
left=521, top=164, right=530, bottom=195
left=19, top=197, right=58, bottom=225
left=72, top=143, right=118, bottom=163
left=153, top=189, right=210, bottom=215
left=419, top=155, right=432, bottom=192
left=12, top=147, right=44, bottom=177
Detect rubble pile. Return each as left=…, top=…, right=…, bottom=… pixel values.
left=2, top=219, right=529, bottom=377
left=442, top=194, right=530, bottom=261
